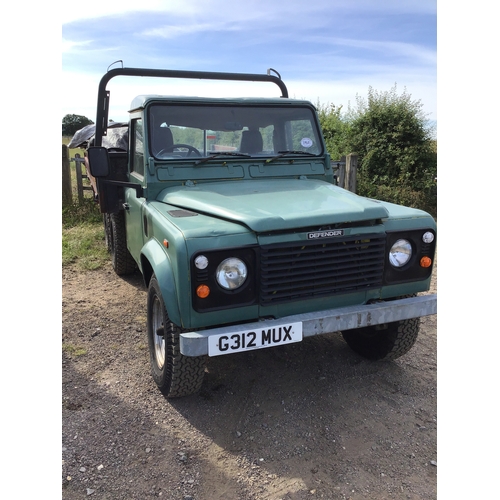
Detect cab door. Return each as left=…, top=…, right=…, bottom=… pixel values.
left=125, top=118, right=147, bottom=262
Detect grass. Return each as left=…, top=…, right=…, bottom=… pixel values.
left=62, top=223, right=109, bottom=270
left=62, top=343, right=88, bottom=357
left=63, top=196, right=103, bottom=228
left=62, top=137, right=109, bottom=270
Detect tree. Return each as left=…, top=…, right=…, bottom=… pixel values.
left=62, top=114, right=94, bottom=136
left=345, top=85, right=437, bottom=215
left=317, top=102, right=350, bottom=161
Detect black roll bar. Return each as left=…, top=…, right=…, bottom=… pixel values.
left=94, top=67, right=289, bottom=146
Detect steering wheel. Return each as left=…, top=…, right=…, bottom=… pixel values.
left=157, top=144, right=202, bottom=157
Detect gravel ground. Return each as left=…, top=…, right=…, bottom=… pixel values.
left=62, top=261, right=437, bottom=499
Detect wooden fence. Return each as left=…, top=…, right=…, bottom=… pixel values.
left=62, top=145, right=93, bottom=206
left=333, top=153, right=357, bottom=193
left=62, top=144, right=357, bottom=206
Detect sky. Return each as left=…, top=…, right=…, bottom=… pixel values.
left=61, top=0, right=437, bottom=127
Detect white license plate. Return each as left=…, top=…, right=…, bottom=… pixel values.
left=208, top=322, right=303, bottom=357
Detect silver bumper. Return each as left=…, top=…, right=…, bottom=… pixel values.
left=180, top=294, right=437, bottom=357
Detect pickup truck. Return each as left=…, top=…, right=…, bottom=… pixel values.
left=85, top=66, right=437, bottom=398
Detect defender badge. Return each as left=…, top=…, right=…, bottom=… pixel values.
left=307, top=229, right=344, bottom=239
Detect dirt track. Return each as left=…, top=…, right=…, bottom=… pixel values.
left=62, top=261, right=437, bottom=499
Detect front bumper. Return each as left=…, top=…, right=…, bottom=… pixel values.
left=180, top=294, right=437, bottom=357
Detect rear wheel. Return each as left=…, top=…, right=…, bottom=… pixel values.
left=342, top=317, right=420, bottom=361
left=108, top=212, right=136, bottom=275
left=147, top=274, right=206, bottom=398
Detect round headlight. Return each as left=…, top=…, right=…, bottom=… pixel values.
left=216, top=258, right=248, bottom=290
left=389, top=239, right=412, bottom=267
left=422, top=231, right=434, bottom=244
left=194, top=255, right=209, bottom=270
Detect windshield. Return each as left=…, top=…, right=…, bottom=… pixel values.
left=148, top=103, right=323, bottom=160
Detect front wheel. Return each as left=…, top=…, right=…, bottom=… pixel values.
left=342, top=317, right=420, bottom=361
left=147, top=275, right=206, bottom=398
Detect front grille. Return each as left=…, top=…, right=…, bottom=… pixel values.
left=260, top=234, right=386, bottom=304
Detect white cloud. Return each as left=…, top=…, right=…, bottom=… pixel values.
left=62, top=0, right=183, bottom=24
left=62, top=0, right=436, bottom=25
left=322, top=38, right=437, bottom=66
left=62, top=38, right=93, bottom=54
left=141, top=23, right=221, bottom=39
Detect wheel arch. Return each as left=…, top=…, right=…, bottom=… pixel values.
left=140, top=239, right=182, bottom=326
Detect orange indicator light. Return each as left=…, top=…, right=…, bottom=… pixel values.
left=196, top=285, right=210, bottom=298
left=163, top=239, right=169, bottom=248
left=420, top=256, right=432, bottom=268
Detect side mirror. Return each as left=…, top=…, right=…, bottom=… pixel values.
left=87, top=147, right=110, bottom=177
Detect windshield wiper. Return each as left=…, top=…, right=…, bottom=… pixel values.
left=195, top=152, right=251, bottom=166
left=265, top=150, right=317, bottom=164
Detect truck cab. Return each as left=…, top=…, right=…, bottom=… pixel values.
left=86, top=67, right=437, bottom=398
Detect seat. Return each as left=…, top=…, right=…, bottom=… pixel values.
left=152, top=126, right=174, bottom=155
left=240, top=129, right=263, bottom=154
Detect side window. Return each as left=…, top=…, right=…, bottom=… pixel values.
left=131, top=119, right=144, bottom=176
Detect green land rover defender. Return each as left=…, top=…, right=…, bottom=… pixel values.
left=85, top=67, right=437, bottom=398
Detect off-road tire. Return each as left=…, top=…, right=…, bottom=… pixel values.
left=342, top=317, right=420, bottom=361
left=147, top=274, right=207, bottom=398
left=109, top=212, right=136, bottom=276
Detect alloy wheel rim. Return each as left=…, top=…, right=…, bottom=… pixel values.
left=152, top=295, right=165, bottom=369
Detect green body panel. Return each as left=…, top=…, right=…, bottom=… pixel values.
left=156, top=179, right=390, bottom=232
left=377, top=201, right=438, bottom=232
left=140, top=237, right=183, bottom=326
left=148, top=200, right=255, bottom=240
left=124, top=187, right=145, bottom=258
left=154, top=161, right=332, bottom=184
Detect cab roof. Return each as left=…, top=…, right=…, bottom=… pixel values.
left=129, top=95, right=315, bottom=113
